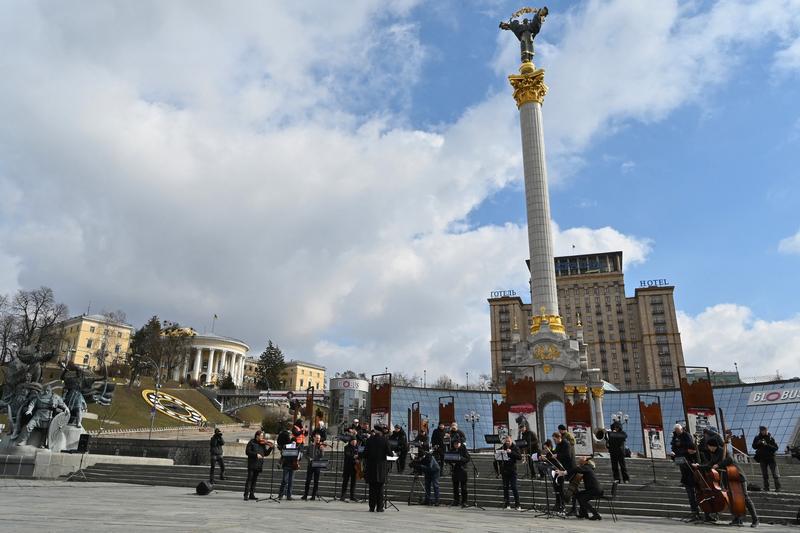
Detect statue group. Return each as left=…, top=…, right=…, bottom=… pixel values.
left=1, top=344, right=115, bottom=452
left=499, top=6, right=549, bottom=64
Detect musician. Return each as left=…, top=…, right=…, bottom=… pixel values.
left=498, top=435, right=522, bottom=510
left=431, top=422, right=446, bottom=461
left=449, top=440, right=471, bottom=507
left=552, top=431, right=575, bottom=513
left=363, top=424, right=391, bottom=512
left=417, top=444, right=441, bottom=506
left=209, top=428, right=226, bottom=483
left=340, top=435, right=359, bottom=502
left=558, top=424, right=576, bottom=447
left=519, top=424, right=540, bottom=478
left=278, top=439, right=299, bottom=500
left=276, top=421, right=292, bottom=449
left=556, top=456, right=602, bottom=520
left=349, top=418, right=360, bottom=432
left=292, top=419, right=307, bottom=447
left=301, top=433, right=326, bottom=500
left=670, top=423, right=701, bottom=521
left=698, top=427, right=724, bottom=464
left=244, top=430, right=274, bottom=501
left=357, top=421, right=371, bottom=445
left=449, top=422, right=467, bottom=449
left=312, top=420, right=328, bottom=442
left=391, top=424, right=409, bottom=473
left=606, top=421, right=630, bottom=483
left=698, top=440, right=759, bottom=528
left=752, top=426, right=781, bottom=492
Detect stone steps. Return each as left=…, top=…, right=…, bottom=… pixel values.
left=74, top=462, right=800, bottom=524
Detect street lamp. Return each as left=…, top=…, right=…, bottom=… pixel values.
left=612, top=411, right=629, bottom=426
left=466, top=371, right=469, bottom=390
left=464, top=410, right=481, bottom=452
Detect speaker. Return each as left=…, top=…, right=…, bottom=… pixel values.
left=77, top=434, right=91, bottom=454
left=196, top=480, right=214, bottom=495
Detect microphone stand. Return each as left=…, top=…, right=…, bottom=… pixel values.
left=259, top=445, right=279, bottom=503
left=465, top=459, right=485, bottom=510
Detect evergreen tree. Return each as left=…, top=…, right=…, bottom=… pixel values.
left=219, top=372, right=236, bottom=390
left=256, top=339, right=285, bottom=389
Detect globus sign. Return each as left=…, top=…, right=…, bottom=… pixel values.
left=748, top=388, right=800, bottom=406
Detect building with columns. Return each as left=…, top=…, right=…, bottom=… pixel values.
left=175, top=333, right=250, bottom=387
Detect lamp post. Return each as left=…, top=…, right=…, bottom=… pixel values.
left=466, top=371, right=469, bottom=390
left=135, top=354, right=162, bottom=441
left=464, top=410, right=480, bottom=452
left=612, top=411, right=629, bottom=427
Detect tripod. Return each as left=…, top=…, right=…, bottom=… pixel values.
left=520, top=456, right=538, bottom=512
left=65, top=449, right=89, bottom=482
left=534, top=465, right=564, bottom=519
left=407, top=472, right=424, bottom=505
left=258, top=447, right=280, bottom=503
left=383, top=460, right=400, bottom=511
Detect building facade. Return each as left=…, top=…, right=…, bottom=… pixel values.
left=242, top=357, right=259, bottom=387
left=176, top=333, right=249, bottom=387
left=490, top=251, right=685, bottom=390
left=59, top=314, right=134, bottom=369
left=329, top=377, right=369, bottom=430
left=280, top=360, right=326, bottom=391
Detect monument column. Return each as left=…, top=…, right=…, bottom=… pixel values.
left=192, top=348, right=203, bottom=380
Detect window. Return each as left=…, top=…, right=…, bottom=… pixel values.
left=89, top=326, right=96, bottom=333
left=115, top=344, right=121, bottom=354
left=86, top=339, right=93, bottom=349
left=83, top=355, right=89, bottom=365
left=300, top=379, right=304, bottom=387
left=118, top=332, right=122, bottom=337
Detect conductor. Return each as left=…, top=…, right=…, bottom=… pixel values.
left=364, top=424, right=391, bottom=512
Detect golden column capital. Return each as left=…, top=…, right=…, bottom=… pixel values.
left=591, top=387, right=605, bottom=398
left=508, top=62, right=548, bottom=107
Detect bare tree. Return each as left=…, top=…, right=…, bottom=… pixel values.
left=12, top=286, right=68, bottom=351
left=0, top=294, right=15, bottom=364
left=101, top=309, right=128, bottom=325
left=432, top=374, right=457, bottom=389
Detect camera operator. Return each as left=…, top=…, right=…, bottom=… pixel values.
left=416, top=444, right=441, bottom=506
left=209, top=427, right=226, bottom=483
left=753, top=425, right=781, bottom=492
left=607, top=421, right=630, bottom=483
left=244, top=430, right=274, bottom=501
left=449, top=440, right=471, bottom=508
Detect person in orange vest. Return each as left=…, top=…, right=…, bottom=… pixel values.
left=292, top=419, right=307, bottom=447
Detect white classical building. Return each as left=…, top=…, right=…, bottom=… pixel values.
left=174, top=333, right=250, bottom=387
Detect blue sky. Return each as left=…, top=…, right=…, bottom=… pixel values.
left=0, top=0, right=798, bottom=381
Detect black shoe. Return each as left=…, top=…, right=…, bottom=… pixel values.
left=450, top=502, right=460, bottom=507
left=688, top=512, right=702, bottom=522
left=461, top=504, right=468, bottom=509
left=248, top=494, right=257, bottom=501
left=589, top=515, right=602, bottom=521
left=730, top=518, right=744, bottom=526
left=286, top=497, right=293, bottom=501
left=377, top=508, right=385, bottom=512
left=704, top=513, right=717, bottom=523
left=310, top=496, right=316, bottom=501
left=301, top=495, right=308, bottom=501
left=243, top=495, right=248, bottom=501
left=369, top=508, right=375, bottom=512
left=751, top=520, right=759, bottom=528
left=434, top=502, right=440, bottom=507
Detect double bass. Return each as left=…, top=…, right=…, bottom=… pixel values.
left=723, top=430, right=747, bottom=517
left=691, top=464, right=728, bottom=514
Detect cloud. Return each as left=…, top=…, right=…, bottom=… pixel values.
left=553, top=223, right=652, bottom=268
left=620, top=161, right=636, bottom=174
left=678, top=305, right=800, bottom=380
left=778, top=228, right=800, bottom=254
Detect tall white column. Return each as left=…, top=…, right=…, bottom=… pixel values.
left=219, top=351, right=228, bottom=376
left=207, top=349, right=216, bottom=383
left=236, top=354, right=243, bottom=386
left=192, top=348, right=203, bottom=380
left=509, top=63, right=564, bottom=336
left=233, top=353, right=240, bottom=385
left=180, top=355, right=188, bottom=381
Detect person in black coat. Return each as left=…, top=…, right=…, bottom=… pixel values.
left=606, top=421, right=629, bottom=483
left=340, top=435, right=359, bottom=501
left=753, top=426, right=781, bottom=492
left=244, top=430, right=273, bottom=501
left=448, top=423, right=467, bottom=450
left=519, top=424, right=540, bottom=478
left=670, top=423, right=701, bottom=521
left=431, top=422, right=446, bottom=463
left=209, top=428, right=226, bottom=482
left=572, top=457, right=602, bottom=520
left=449, top=440, right=471, bottom=507
left=363, top=425, right=391, bottom=512
left=391, top=425, right=409, bottom=473
left=498, top=435, right=522, bottom=509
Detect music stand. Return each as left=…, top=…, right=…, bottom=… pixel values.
left=534, top=462, right=564, bottom=519
left=276, top=448, right=300, bottom=502
left=66, top=434, right=91, bottom=482
left=383, top=456, right=400, bottom=511
left=259, top=444, right=280, bottom=503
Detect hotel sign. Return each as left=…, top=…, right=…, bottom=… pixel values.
left=748, top=388, right=800, bottom=406
left=490, top=289, right=517, bottom=298
left=639, top=279, right=669, bottom=287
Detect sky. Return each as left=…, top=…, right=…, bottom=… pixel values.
left=1, top=0, right=799, bottom=383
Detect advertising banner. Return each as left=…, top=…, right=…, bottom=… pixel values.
left=638, top=394, right=666, bottom=459
left=507, top=403, right=537, bottom=442
left=568, top=423, right=593, bottom=456
left=686, top=407, right=717, bottom=443
left=679, top=367, right=717, bottom=443
left=492, top=395, right=509, bottom=438
left=748, top=388, right=800, bottom=406
left=642, top=428, right=666, bottom=459
left=439, top=396, right=455, bottom=426
left=369, top=373, right=392, bottom=429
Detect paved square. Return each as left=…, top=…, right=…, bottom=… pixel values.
left=1, top=480, right=796, bottom=532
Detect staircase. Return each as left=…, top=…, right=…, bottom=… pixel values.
left=72, top=454, right=800, bottom=524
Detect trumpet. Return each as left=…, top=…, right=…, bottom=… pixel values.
left=594, top=428, right=609, bottom=442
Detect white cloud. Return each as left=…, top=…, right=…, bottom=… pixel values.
left=778, top=228, right=800, bottom=254
left=2, top=1, right=796, bottom=383
left=678, top=305, right=800, bottom=380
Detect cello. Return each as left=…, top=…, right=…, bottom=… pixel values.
left=691, top=464, right=728, bottom=514
left=723, top=430, right=747, bottom=517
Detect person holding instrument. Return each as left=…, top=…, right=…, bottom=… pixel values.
left=670, top=423, right=702, bottom=522
left=391, top=424, right=408, bottom=473
left=498, top=435, right=522, bottom=510
left=519, top=423, right=540, bottom=478
left=552, top=431, right=577, bottom=515
left=703, top=439, right=760, bottom=528
left=209, top=428, right=226, bottom=483
left=302, top=433, right=326, bottom=500
left=340, top=435, right=359, bottom=502
left=449, top=439, right=471, bottom=508
left=556, top=456, right=602, bottom=520
left=244, top=430, right=273, bottom=501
